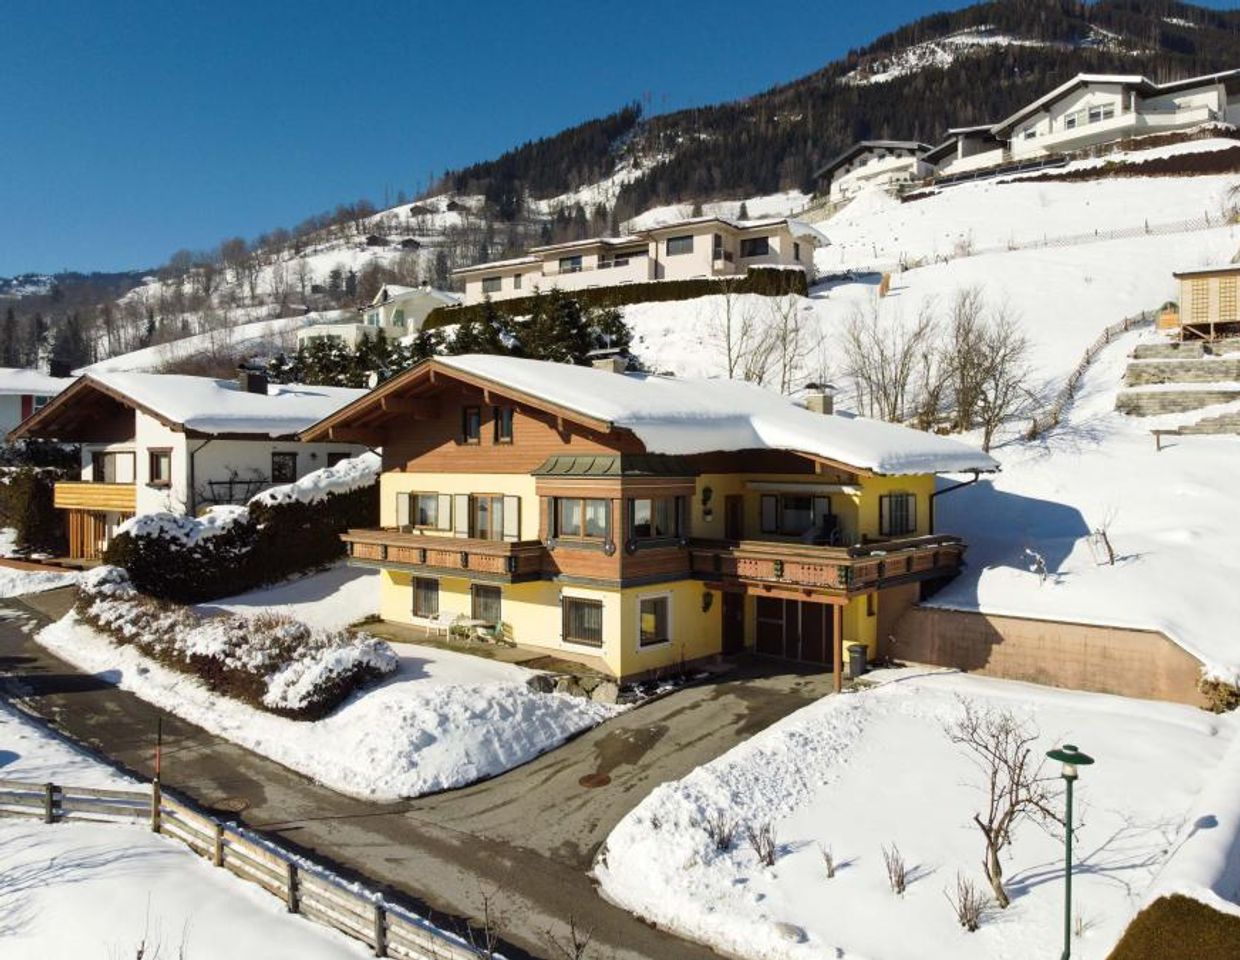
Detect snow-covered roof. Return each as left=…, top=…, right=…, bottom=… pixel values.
left=370, top=284, right=461, bottom=306
left=433, top=355, right=997, bottom=475
left=0, top=367, right=73, bottom=397
left=452, top=255, right=540, bottom=276
left=814, top=140, right=933, bottom=180
left=529, top=235, right=647, bottom=254
left=1172, top=263, right=1240, bottom=278
left=84, top=372, right=366, bottom=437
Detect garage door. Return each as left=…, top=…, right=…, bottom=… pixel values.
left=754, top=597, right=835, bottom=666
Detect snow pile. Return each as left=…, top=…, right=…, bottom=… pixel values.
left=38, top=609, right=621, bottom=800
left=77, top=566, right=397, bottom=720
left=0, top=563, right=80, bottom=597
left=438, top=354, right=997, bottom=475
left=0, top=699, right=370, bottom=959
left=596, top=670, right=1238, bottom=960
left=251, top=451, right=380, bottom=507
left=118, top=503, right=248, bottom=545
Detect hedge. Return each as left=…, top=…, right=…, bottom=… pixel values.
left=423, top=266, right=809, bottom=331
left=1107, top=895, right=1240, bottom=960
left=104, top=479, right=378, bottom=604
left=0, top=466, right=69, bottom=555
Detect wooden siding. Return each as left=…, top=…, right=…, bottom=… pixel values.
left=382, top=382, right=641, bottom=475
left=54, top=481, right=137, bottom=512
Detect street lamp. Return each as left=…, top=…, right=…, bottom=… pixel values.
left=1046, top=744, right=1095, bottom=960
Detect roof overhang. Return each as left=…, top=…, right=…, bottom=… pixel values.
left=813, top=140, right=932, bottom=181
left=7, top=374, right=180, bottom=443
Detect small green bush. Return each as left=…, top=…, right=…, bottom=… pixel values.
left=422, top=267, right=809, bottom=331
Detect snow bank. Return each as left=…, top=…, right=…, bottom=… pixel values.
left=0, top=563, right=81, bottom=597
left=251, top=451, right=381, bottom=507
left=118, top=503, right=249, bottom=545
left=596, top=670, right=1237, bottom=960
left=37, top=614, right=620, bottom=800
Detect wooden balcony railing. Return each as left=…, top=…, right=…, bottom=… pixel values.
left=53, top=481, right=137, bottom=513
left=688, top=534, right=965, bottom=595
left=341, top=528, right=547, bottom=582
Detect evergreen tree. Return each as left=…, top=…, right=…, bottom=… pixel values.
left=0, top=306, right=19, bottom=366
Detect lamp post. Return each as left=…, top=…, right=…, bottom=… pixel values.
left=1046, top=744, right=1095, bottom=960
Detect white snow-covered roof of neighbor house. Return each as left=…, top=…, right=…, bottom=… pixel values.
left=86, top=371, right=366, bottom=437
left=452, top=255, right=540, bottom=276
left=1172, top=263, right=1240, bottom=278
left=437, top=355, right=997, bottom=475
left=0, top=368, right=74, bottom=397
left=372, top=284, right=461, bottom=306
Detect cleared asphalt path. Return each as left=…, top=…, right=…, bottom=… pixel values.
left=0, top=587, right=833, bottom=960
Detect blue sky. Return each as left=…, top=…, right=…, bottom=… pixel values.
left=0, top=1, right=1234, bottom=275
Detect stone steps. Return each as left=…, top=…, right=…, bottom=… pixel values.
left=1115, top=389, right=1240, bottom=416
left=1178, top=412, right=1240, bottom=435
left=1124, top=358, right=1240, bottom=385
left=1132, top=342, right=1207, bottom=360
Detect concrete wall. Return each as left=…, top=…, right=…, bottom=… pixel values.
left=892, top=606, right=1207, bottom=707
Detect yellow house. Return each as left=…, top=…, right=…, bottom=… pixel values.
left=300, top=355, right=998, bottom=688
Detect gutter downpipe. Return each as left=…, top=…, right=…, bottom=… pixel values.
left=188, top=438, right=214, bottom=516
left=929, top=469, right=981, bottom=535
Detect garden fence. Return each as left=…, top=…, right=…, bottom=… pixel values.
left=0, top=776, right=485, bottom=960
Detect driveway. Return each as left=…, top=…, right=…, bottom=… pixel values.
left=0, top=588, right=834, bottom=960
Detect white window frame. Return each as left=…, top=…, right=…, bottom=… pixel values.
left=635, top=591, right=673, bottom=651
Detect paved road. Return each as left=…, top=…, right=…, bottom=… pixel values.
left=0, top=588, right=834, bottom=959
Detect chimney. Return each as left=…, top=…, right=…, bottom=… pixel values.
left=49, top=358, right=71, bottom=378
left=592, top=356, right=629, bottom=375
left=238, top=368, right=269, bottom=395
left=804, top=383, right=835, bottom=415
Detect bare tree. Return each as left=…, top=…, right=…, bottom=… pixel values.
left=842, top=298, right=937, bottom=422
left=543, top=916, right=595, bottom=960
left=268, top=259, right=289, bottom=309
left=975, top=306, right=1034, bottom=451
left=945, top=699, right=1062, bottom=908
left=293, top=258, right=314, bottom=301
left=767, top=294, right=822, bottom=393
left=947, top=287, right=989, bottom=432
left=467, top=886, right=505, bottom=958
left=945, top=871, right=990, bottom=931
left=710, top=276, right=774, bottom=383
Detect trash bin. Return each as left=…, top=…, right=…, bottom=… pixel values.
left=847, top=643, right=868, bottom=680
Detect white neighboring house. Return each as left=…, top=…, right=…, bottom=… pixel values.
left=452, top=217, right=828, bottom=305
left=8, top=370, right=367, bottom=559
left=0, top=367, right=75, bottom=435
left=296, top=284, right=461, bottom=349
left=814, top=140, right=933, bottom=202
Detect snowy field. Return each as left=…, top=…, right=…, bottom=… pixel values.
left=36, top=567, right=620, bottom=800
left=0, top=696, right=363, bottom=959
left=596, top=670, right=1240, bottom=960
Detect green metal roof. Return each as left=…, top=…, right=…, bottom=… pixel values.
left=531, top=454, right=699, bottom=478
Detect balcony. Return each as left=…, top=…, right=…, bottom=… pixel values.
left=53, top=481, right=137, bottom=513
left=688, top=534, right=965, bottom=596
left=341, top=529, right=547, bottom=582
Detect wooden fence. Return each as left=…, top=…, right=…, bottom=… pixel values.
left=1027, top=308, right=1155, bottom=439
left=0, top=777, right=485, bottom=960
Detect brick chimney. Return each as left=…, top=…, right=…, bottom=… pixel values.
left=592, top=356, right=628, bottom=375
left=238, top=368, right=269, bottom=395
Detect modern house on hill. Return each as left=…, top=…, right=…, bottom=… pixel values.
left=301, top=354, right=997, bottom=686
left=9, top=370, right=367, bottom=559
left=452, top=217, right=827, bottom=306
left=297, top=284, right=461, bottom=349
left=0, top=368, right=74, bottom=435
left=814, top=141, right=933, bottom=202
left=821, top=68, right=1240, bottom=194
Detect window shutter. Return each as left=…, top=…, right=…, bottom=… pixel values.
left=437, top=494, right=453, bottom=531
left=760, top=494, right=778, bottom=534
left=453, top=494, right=470, bottom=538
left=395, top=492, right=410, bottom=529
left=502, top=495, right=521, bottom=541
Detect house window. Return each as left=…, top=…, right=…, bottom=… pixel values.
left=471, top=584, right=501, bottom=624
left=793, top=241, right=801, bottom=261
left=712, top=233, right=724, bottom=260
left=559, top=255, right=583, bottom=273
left=1022, top=128, right=1037, bottom=140
left=759, top=493, right=831, bottom=537
left=33, top=394, right=50, bottom=410
left=739, top=236, right=770, bottom=258
left=413, top=493, right=439, bottom=528
left=147, top=449, right=172, bottom=487
left=1088, top=103, right=1115, bottom=124
left=665, top=235, right=694, bottom=256
left=462, top=406, right=481, bottom=443
left=879, top=493, right=917, bottom=537
left=638, top=595, right=670, bottom=648
left=472, top=494, right=505, bottom=540
left=412, top=577, right=439, bottom=617
left=271, top=452, right=298, bottom=483
left=556, top=498, right=609, bottom=539
left=563, top=597, right=604, bottom=648
left=366, top=311, right=380, bottom=326
left=326, top=451, right=350, bottom=467
left=481, top=276, right=502, bottom=294
left=513, top=273, right=522, bottom=289
left=91, top=451, right=135, bottom=483
left=630, top=497, right=679, bottom=541
left=493, top=406, right=514, bottom=443
left=392, top=309, right=406, bottom=327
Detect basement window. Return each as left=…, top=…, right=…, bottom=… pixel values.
left=563, top=597, right=604, bottom=648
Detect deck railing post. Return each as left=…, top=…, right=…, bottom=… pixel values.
left=286, top=862, right=300, bottom=913
left=150, top=778, right=161, bottom=833
left=43, top=782, right=56, bottom=824
left=373, top=902, right=387, bottom=957
left=213, top=823, right=224, bottom=866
